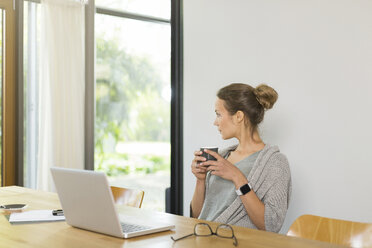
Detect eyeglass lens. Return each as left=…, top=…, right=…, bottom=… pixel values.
left=216, top=224, right=234, bottom=238
left=194, top=223, right=213, bottom=236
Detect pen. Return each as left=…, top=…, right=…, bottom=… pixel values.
left=52, top=209, right=64, bottom=216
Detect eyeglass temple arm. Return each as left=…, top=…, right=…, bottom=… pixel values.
left=171, top=233, right=194, bottom=242
left=232, top=236, right=238, bottom=246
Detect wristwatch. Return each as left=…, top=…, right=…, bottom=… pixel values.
left=235, top=183, right=252, bottom=196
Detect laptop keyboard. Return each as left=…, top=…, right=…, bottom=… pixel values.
left=121, top=223, right=150, bottom=233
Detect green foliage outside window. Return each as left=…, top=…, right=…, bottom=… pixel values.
left=95, top=37, right=170, bottom=175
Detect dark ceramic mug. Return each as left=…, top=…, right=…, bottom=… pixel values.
left=200, top=147, right=218, bottom=162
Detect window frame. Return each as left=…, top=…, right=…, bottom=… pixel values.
left=17, top=0, right=183, bottom=215
left=1, top=0, right=17, bottom=186
left=170, top=0, right=183, bottom=215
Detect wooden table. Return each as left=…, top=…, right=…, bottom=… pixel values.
left=0, top=186, right=344, bottom=248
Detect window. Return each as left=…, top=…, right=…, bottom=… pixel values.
left=95, top=2, right=171, bottom=211
left=20, top=0, right=182, bottom=214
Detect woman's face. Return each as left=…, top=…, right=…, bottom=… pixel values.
left=214, top=98, right=237, bottom=139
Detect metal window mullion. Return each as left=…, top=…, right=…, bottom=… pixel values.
left=15, top=0, right=24, bottom=186
left=25, top=0, right=40, bottom=4
left=84, top=0, right=95, bottom=170
left=96, top=7, right=170, bottom=25
left=170, top=0, right=183, bottom=215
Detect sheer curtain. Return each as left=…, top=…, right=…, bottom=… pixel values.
left=37, top=0, right=86, bottom=191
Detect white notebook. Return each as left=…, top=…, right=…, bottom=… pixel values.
left=9, top=210, right=65, bottom=224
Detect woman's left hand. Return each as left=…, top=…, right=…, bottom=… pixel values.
left=200, top=149, right=245, bottom=183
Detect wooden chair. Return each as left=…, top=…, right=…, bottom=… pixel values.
left=110, top=186, right=144, bottom=208
left=287, top=214, right=372, bottom=247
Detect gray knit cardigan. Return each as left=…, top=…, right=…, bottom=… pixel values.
left=203, top=144, right=292, bottom=233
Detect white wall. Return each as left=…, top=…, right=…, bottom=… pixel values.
left=183, top=0, right=372, bottom=233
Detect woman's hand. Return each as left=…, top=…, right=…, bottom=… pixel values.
left=191, top=150, right=208, bottom=181
left=201, top=149, right=247, bottom=185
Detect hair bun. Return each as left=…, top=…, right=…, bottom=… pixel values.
left=254, top=84, right=278, bottom=110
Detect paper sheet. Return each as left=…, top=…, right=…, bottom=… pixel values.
left=8, top=210, right=65, bottom=224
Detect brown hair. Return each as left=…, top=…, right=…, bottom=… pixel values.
left=217, top=83, right=278, bottom=139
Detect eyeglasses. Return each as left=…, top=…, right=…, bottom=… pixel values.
left=171, top=222, right=238, bottom=246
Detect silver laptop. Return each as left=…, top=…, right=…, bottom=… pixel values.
left=50, top=167, right=175, bottom=238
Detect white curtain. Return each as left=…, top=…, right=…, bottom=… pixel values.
left=37, top=0, right=86, bottom=191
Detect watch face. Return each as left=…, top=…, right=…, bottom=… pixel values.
left=240, top=184, right=251, bottom=195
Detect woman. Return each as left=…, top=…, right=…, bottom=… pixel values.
left=190, top=83, right=291, bottom=233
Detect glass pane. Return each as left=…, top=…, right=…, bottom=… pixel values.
left=96, top=0, right=170, bottom=20
left=95, top=13, right=171, bottom=211
left=0, top=10, right=3, bottom=186
left=23, top=1, right=41, bottom=189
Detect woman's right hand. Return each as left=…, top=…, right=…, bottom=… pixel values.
left=191, top=150, right=208, bottom=181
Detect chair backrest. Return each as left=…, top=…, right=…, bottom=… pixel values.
left=110, top=186, right=144, bottom=208
left=287, top=214, right=372, bottom=247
